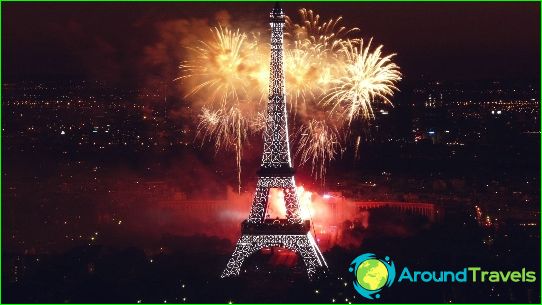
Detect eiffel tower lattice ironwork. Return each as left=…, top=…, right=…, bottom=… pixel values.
left=221, top=3, right=328, bottom=280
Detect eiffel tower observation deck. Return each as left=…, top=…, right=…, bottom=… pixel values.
left=221, top=3, right=328, bottom=280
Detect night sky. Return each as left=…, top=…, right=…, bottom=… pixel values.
left=3, top=1, right=540, bottom=85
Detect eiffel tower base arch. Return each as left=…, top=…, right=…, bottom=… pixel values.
left=221, top=233, right=328, bottom=279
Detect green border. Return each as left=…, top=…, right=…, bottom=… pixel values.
left=0, top=1, right=540, bottom=305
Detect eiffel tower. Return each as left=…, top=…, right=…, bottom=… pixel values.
left=221, top=3, right=328, bottom=280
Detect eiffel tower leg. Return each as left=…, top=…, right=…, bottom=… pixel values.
left=284, top=185, right=302, bottom=224
left=247, top=185, right=269, bottom=223
left=221, top=234, right=328, bottom=279
left=283, top=233, right=328, bottom=279
left=221, top=235, right=256, bottom=278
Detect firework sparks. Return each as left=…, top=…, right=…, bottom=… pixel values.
left=177, top=26, right=262, bottom=103
left=197, top=106, right=250, bottom=193
left=285, top=8, right=360, bottom=52
left=295, top=119, right=342, bottom=182
left=197, top=107, right=247, bottom=151
left=283, top=8, right=360, bottom=112
left=177, top=9, right=401, bottom=186
left=354, top=135, right=362, bottom=159
left=321, top=39, right=402, bottom=124
left=178, top=26, right=265, bottom=193
left=284, top=46, right=326, bottom=113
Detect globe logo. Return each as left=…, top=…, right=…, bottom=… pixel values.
left=349, top=253, right=396, bottom=299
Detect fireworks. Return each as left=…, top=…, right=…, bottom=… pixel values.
left=178, top=26, right=265, bottom=193
left=177, top=9, right=401, bottom=186
left=295, top=119, right=342, bottom=183
left=321, top=39, right=402, bottom=124
left=284, top=8, right=360, bottom=112
left=197, top=106, right=250, bottom=154
left=177, top=26, right=263, bottom=104
left=285, top=8, right=360, bottom=52
left=197, top=106, right=249, bottom=193
left=284, top=47, right=325, bottom=113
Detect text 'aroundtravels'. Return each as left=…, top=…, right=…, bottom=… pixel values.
left=398, top=267, right=537, bottom=283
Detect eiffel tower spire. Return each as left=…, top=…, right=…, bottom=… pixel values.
left=259, top=0, right=293, bottom=176
left=250, top=0, right=298, bottom=224
left=221, top=4, right=328, bottom=280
